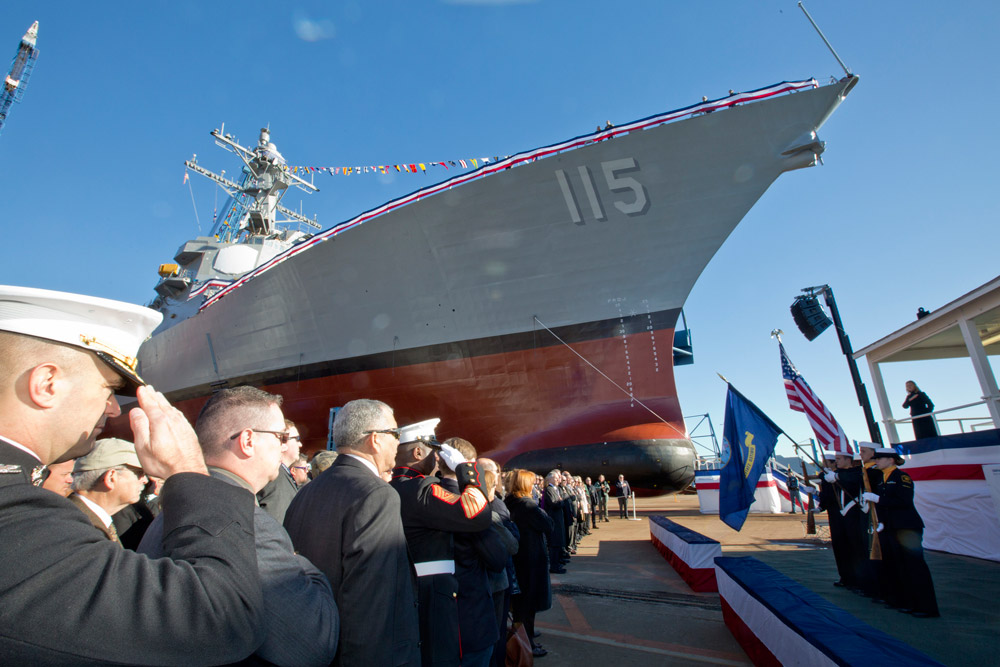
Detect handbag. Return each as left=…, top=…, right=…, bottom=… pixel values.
left=505, top=621, right=533, bottom=667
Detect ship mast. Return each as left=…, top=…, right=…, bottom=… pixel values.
left=185, top=125, right=320, bottom=243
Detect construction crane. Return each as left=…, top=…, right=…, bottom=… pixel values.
left=185, top=125, right=321, bottom=243
left=0, top=21, right=39, bottom=141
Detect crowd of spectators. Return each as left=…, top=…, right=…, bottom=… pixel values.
left=0, top=283, right=644, bottom=665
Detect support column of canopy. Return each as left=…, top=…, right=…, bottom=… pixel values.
left=957, top=315, right=1000, bottom=430
left=866, top=358, right=900, bottom=444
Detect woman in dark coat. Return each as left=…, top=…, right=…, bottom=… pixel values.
left=505, top=469, right=554, bottom=657
left=903, top=381, right=938, bottom=439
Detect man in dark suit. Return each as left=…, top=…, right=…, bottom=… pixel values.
left=0, top=285, right=264, bottom=664
left=284, top=399, right=420, bottom=666
left=543, top=470, right=567, bottom=573
left=616, top=474, right=632, bottom=518
left=257, top=418, right=302, bottom=523
left=141, top=386, right=339, bottom=666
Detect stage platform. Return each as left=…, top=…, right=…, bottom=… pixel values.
left=536, top=494, right=998, bottom=665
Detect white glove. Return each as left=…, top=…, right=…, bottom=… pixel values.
left=437, top=442, right=468, bottom=471
left=823, top=471, right=837, bottom=483
left=862, top=491, right=880, bottom=503
left=876, top=522, right=884, bottom=533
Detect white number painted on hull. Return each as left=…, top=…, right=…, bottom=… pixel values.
left=555, top=157, right=649, bottom=225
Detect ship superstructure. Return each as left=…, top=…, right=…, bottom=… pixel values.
left=139, top=76, right=857, bottom=493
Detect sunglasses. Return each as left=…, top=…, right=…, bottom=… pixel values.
left=364, top=427, right=402, bottom=439
left=229, top=428, right=293, bottom=444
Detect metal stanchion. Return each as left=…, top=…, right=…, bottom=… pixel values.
left=628, top=492, right=640, bottom=520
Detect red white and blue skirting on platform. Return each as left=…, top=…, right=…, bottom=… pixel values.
left=715, top=557, right=944, bottom=667
left=896, top=430, right=1000, bottom=562
left=649, top=516, right=721, bottom=592
left=771, top=468, right=815, bottom=512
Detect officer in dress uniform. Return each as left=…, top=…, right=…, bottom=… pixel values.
left=864, top=446, right=940, bottom=618
left=816, top=451, right=852, bottom=588
left=825, top=444, right=880, bottom=598
left=390, top=418, right=492, bottom=667
left=0, top=285, right=264, bottom=664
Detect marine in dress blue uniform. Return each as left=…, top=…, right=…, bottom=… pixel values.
left=390, top=419, right=492, bottom=667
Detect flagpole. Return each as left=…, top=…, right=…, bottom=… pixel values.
left=716, top=370, right=822, bottom=469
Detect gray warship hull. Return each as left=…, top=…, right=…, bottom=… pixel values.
left=138, top=76, right=857, bottom=493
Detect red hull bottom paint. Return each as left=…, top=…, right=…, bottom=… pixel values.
left=119, top=327, right=696, bottom=494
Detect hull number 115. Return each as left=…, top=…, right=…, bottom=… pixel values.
left=555, top=157, right=649, bottom=225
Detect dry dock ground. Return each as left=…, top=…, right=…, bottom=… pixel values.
left=534, top=494, right=1000, bottom=666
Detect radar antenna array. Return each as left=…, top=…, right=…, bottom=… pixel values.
left=185, top=124, right=320, bottom=243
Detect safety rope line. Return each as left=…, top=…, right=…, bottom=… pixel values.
left=532, top=316, right=687, bottom=439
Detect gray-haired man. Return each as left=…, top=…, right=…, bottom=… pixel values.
left=284, top=399, right=420, bottom=666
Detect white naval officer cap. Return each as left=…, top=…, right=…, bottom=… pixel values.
left=0, top=285, right=162, bottom=396
left=822, top=451, right=838, bottom=461
left=856, top=441, right=878, bottom=451
left=397, top=418, right=441, bottom=447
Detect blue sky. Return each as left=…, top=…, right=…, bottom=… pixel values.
left=1, top=1, right=997, bottom=459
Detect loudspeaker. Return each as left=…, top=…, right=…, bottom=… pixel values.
left=790, top=296, right=831, bottom=341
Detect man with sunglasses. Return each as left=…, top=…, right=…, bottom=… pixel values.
left=257, top=418, right=303, bottom=523
left=68, top=438, right=147, bottom=544
left=284, top=398, right=420, bottom=666
left=140, top=386, right=339, bottom=666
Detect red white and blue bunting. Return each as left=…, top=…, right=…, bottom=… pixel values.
left=288, top=159, right=503, bottom=176
left=198, top=78, right=818, bottom=311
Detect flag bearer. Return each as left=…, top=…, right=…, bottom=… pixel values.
left=865, top=446, right=940, bottom=618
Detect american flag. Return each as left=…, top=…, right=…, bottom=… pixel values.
left=780, top=343, right=852, bottom=454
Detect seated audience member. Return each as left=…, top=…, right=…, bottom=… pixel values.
left=40, top=458, right=74, bottom=497
left=140, top=386, right=339, bottom=666
left=70, top=438, right=147, bottom=544
left=0, top=285, right=264, bottom=664
left=505, top=469, right=554, bottom=657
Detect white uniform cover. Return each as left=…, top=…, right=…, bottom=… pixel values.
left=896, top=430, right=1000, bottom=562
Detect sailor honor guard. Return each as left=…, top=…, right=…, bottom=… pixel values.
left=866, top=446, right=940, bottom=617
left=390, top=418, right=492, bottom=667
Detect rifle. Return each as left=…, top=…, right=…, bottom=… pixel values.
left=800, top=461, right=816, bottom=534
left=860, top=463, right=882, bottom=560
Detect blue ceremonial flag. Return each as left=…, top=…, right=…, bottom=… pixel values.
left=720, top=384, right=783, bottom=531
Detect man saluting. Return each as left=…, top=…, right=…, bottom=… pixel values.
left=390, top=418, right=491, bottom=667
left=0, top=285, right=264, bottom=665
